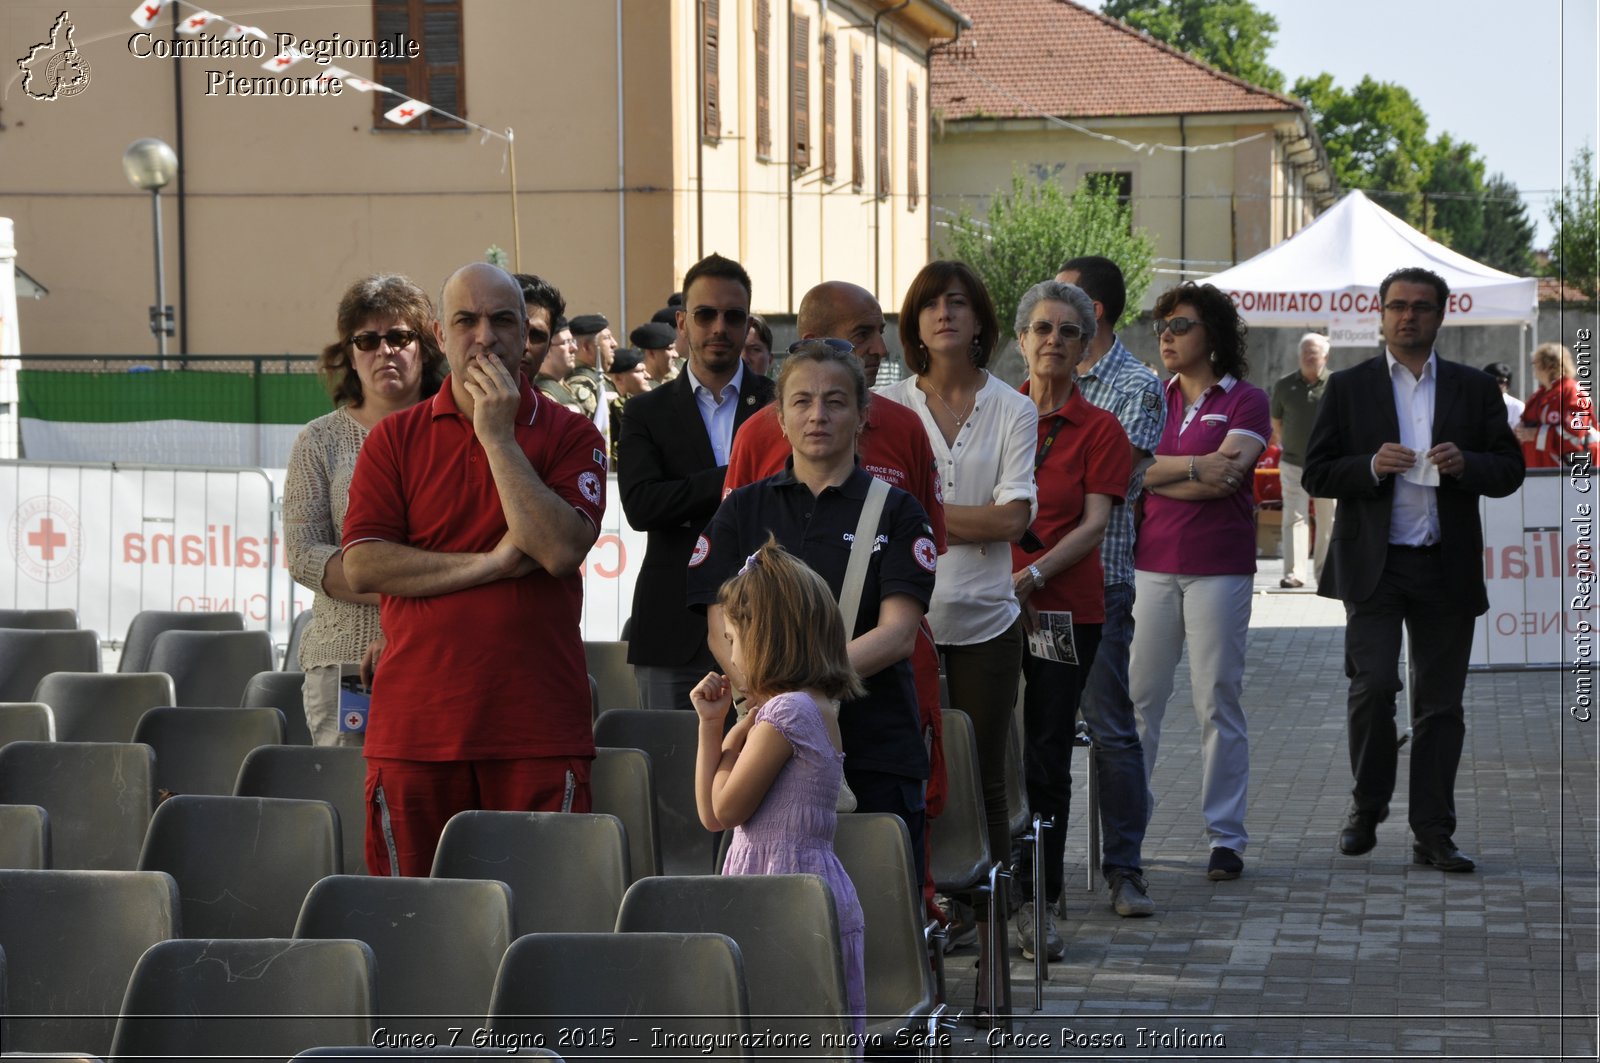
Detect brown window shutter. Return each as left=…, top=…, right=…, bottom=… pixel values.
left=703, top=0, right=721, bottom=142
left=851, top=50, right=863, bottom=191
left=373, top=0, right=463, bottom=132
left=822, top=33, right=837, bottom=182
left=755, top=0, right=771, bottom=160
left=791, top=12, right=810, bottom=171
left=876, top=63, right=889, bottom=199
left=907, top=80, right=919, bottom=210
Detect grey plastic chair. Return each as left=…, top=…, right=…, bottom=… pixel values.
left=147, top=629, right=274, bottom=706
left=33, top=672, right=175, bottom=743
left=294, top=875, right=513, bottom=1038
left=133, top=706, right=286, bottom=796
left=616, top=874, right=851, bottom=1051
left=242, top=669, right=314, bottom=746
left=117, top=609, right=243, bottom=673
left=0, top=803, right=50, bottom=868
left=431, top=809, right=628, bottom=934
left=592, top=745, right=660, bottom=881
left=0, top=702, right=54, bottom=746
left=234, top=744, right=367, bottom=877
left=583, top=639, right=640, bottom=710
left=137, top=794, right=340, bottom=938
left=593, top=709, right=720, bottom=875
left=0, top=742, right=154, bottom=869
left=0, top=629, right=100, bottom=702
left=488, top=932, right=750, bottom=1059
left=107, top=937, right=374, bottom=1061
left=0, top=608, right=77, bottom=629
left=283, top=607, right=313, bottom=670
left=834, top=813, right=947, bottom=1053
left=0, top=868, right=180, bottom=1055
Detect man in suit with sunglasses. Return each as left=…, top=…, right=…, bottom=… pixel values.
left=1303, top=267, right=1523, bottom=873
left=618, top=253, right=775, bottom=710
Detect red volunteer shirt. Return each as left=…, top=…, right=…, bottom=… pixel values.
left=343, top=379, right=606, bottom=761
left=1011, top=386, right=1130, bottom=623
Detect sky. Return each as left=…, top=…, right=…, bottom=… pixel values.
left=1092, top=0, right=1599, bottom=249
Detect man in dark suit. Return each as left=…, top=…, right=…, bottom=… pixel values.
left=618, top=254, right=775, bottom=710
left=1303, top=267, right=1524, bottom=873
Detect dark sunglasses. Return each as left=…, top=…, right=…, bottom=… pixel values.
left=1152, top=317, right=1201, bottom=338
left=690, top=306, right=750, bottom=329
left=786, top=338, right=854, bottom=355
left=526, top=327, right=551, bottom=345
left=350, top=328, right=419, bottom=352
left=1027, top=320, right=1085, bottom=340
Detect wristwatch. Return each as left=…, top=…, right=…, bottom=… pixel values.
left=1188, top=456, right=1198, bottom=481
left=1028, top=564, right=1045, bottom=589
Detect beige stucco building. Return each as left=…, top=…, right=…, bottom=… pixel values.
left=929, top=0, right=1335, bottom=305
left=2, top=0, right=963, bottom=357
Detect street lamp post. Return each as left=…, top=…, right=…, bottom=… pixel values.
left=121, top=138, right=178, bottom=366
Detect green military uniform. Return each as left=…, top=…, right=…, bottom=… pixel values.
left=563, top=364, right=604, bottom=419
left=534, top=373, right=585, bottom=415
left=607, top=393, right=629, bottom=468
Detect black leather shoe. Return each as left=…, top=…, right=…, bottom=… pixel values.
left=1412, top=837, right=1476, bottom=873
left=1338, top=807, right=1386, bottom=856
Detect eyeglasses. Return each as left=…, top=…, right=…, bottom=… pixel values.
left=526, top=327, right=550, bottom=345
left=690, top=306, right=750, bottom=329
left=1382, top=300, right=1439, bottom=316
left=1152, top=317, right=1201, bottom=337
left=786, top=338, right=855, bottom=355
left=350, top=329, right=419, bottom=352
left=1027, top=321, right=1085, bottom=340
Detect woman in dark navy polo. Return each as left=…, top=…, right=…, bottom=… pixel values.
left=685, top=340, right=938, bottom=887
left=1129, top=282, right=1270, bottom=882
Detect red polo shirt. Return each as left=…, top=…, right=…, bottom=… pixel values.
left=1136, top=375, right=1271, bottom=576
left=343, top=378, right=606, bottom=761
left=1011, top=386, right=1130, bottom=622
left=723, top=393, right=948, bottom=551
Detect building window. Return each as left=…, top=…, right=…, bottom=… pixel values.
left=875, top=63, right=889, bottom=200
left=754, top=0, right=771, bottom=160
left=373, top=0, right=464, bottom=131
left=906, top=79, right=919, bottom=211
left=790, top=10, right=810, bottom=172
left=851, top=49, right=863, bottom=192
left=702, top=0, right=721, bottom=143
left=821, top=31, right=836, bottom=182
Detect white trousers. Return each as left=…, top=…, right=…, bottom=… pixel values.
left=1130, top=570, right=1253, bottom=852
left=1278, top=461, right=1336, bottom=583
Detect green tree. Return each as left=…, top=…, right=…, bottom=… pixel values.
left=1548, top=145, right=1599, bottom=298
left=1472, top=173, right=1536, bottom=276
left=1293, top=72, right=1432, bottom=223
left=1104, top=0, right=1285, bottom=92
left=939, top=169, right=1156, bottom=335
left=1422, top=133, right=1486, bottom=249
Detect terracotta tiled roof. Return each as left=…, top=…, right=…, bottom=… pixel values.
left=930, top=0, right=1302, bottom=122
left=1539, top=276, right=1594, bottom=304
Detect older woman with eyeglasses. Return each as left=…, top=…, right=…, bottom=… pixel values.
left=1008, top=280, right=1131, bottom=960
left=285, top=274, right=447, bottom=746
left=1129, top=282, right=1270, bottom=882
left=685, top=339, right=938, bottom=889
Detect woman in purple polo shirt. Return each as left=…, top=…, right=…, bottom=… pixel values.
left=1129, top=282, right=1270, bottom=882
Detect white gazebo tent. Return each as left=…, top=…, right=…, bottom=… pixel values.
left=1204, top=189, right=1539, bottom=388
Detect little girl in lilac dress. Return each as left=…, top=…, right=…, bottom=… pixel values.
left=691, top=539, right=867, bottom=1043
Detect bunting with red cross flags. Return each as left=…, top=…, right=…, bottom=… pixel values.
left=128, top=0, right=171, bottom=29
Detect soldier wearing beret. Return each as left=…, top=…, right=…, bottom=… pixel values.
left=563, top=313, right=616, bottom=435
left=630, top=321, right=679, bottom=389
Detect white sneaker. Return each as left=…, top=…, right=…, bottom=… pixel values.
left=1014, top=901, right=1064, bottom=961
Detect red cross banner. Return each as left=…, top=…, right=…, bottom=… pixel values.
left=175, top=10, right=217, bottom=34
left=384, top=100, right=431, bottom=125
left=128, top=0, right=171, bottom=29
left=223, top=24, right=268, bottom=42
left=260, top=48, right=303, bottom=73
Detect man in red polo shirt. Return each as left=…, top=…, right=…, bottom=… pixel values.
left=343, top=262, right=607, bottom=876
left=722, top=279, right=951, bottom=917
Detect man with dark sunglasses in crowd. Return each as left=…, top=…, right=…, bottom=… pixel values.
left=618, top=253, right=775, bottom=711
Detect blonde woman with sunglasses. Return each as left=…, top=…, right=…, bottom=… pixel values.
left=1128, top=282, right=1270, bottom=882
left=284, top=273, right=447, bottom=746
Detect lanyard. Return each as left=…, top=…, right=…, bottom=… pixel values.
left=1035, top=414, right=1069, bottom=472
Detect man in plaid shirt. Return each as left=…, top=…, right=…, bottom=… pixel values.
left=1056, top=256, right=1166, bottom=917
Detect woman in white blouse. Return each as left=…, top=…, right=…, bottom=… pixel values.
left=877, top=260, right=1038, bottom=935
left=284, top=274, right=447, bottom=746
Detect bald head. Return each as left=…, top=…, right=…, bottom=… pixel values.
left=798, top=281, right=888, bottom=385
left=435, top=262, right=529, bottom=406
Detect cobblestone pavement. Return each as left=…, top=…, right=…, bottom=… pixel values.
left=938, top=561, right=1598, bottom=1061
